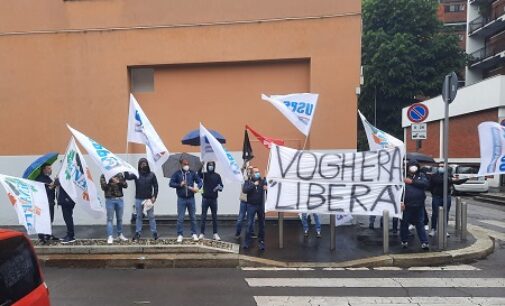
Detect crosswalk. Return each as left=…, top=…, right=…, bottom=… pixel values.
left=473, top=219, right=505, bottom=241
left=241, top=264, right=505, bottom=306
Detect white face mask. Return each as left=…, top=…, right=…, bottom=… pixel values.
left=182, top=165, right=190, bottom=171
left=409, top=166, right=418, bottom=173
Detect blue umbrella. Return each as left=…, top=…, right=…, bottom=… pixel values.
left=181, top=129, right=226, bottom=146
left=22, top=152, right=59, bottom=180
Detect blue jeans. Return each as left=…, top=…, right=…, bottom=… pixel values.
left=201, top=198, right=218, bottom=234
left=245, top=203, right=265, bottom=247
left=177, top=197, right=197, bottom=236
left=106, top=198, right=124, bottom=237
left=431, top=195, right=452, bottom=230
left=400, top=205, right=428, bottom=244
left=235, top=201, right=248, bottom=236
left=300, top=213, right=321, bottom=233
left=135, top=198, right=157, bottom=234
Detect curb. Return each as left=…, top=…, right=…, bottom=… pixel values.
left=37, top=227, right=495, bottom=269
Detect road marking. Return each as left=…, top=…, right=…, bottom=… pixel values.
left=469, top=224, right=505, bottom=241
left=345, top=267, right=370, bottom=271
left=322, top=268, right=345, bottom=271
left=254, top=296, right=505, bottom=306
left=408, top=265, right=480, bottom=271
left=372, top=267, right=403, bottom=270
left=479, top=219, right=505, bottom=230
left=241, top=267, right=314, bottom=271
left=245, top=278, right=505, bottom=288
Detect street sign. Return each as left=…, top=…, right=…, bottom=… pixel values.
left=442, top=72, right=458, bottom=104
left=407, top=103, right=429, bottom=123
left=411, top=123, right=427, bottom=140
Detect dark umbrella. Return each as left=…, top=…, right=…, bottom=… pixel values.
left=22, top=152, right=59, bottom=180
left=406, top=152, right=436, bottom=164
left=162, top=153, right=203, bottom=178
left=181, top=129, right=226, bottom=146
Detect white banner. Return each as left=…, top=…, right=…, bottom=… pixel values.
left=59, top=137, right=105, bottom=217
left=266, top=145, right=404, bottom=217
left=261, top=93, right=318, bottom=136
left=358, top=110, right=404, bottom=151
left=200, top=123, right=243, bottom=183
left=127, top=94, right=170, bottom=170
left=68, top=125, right=138, bottom=182
left=0, top=174, right=51, bottom=235
left=478, top=121, right=505, bottom=176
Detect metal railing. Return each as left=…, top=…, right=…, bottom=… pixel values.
left=469, top=39, right=505, bottom=64
left=469, top=10, right=505, bottom=34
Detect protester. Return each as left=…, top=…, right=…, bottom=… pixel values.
left=400, top=160, right=430, bottom=250
left=170, top=159, right=203, bottom=243
left=243, top=167, right=267, bottom=250
left=198, top=161, right=223, bottom=240
left=300, top=213, right=321, bottom=238
left=235, top=165, right=253, bottom=239
left=125, top=158, right=159, bottom=241
left=100, top=173, right=128, bottom=244
left=35, top=163, right=59, bottom=244
left=56, top=180, right=76, bottom=244
left=429, top=162, right=468, bottom=237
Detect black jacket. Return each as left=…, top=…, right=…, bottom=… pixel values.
left=124, top=158, right=158, bottom=200
left=199, top=163, right=224, bottom=199
left=242, top=178, right=267, bottom=205
left=35, top=173, right=56, bottom=205
left=404, top=171, right=430, bottom=207
left=54, top=179, right=75, bottom=208
left=430, top=172, right=468, bottom=197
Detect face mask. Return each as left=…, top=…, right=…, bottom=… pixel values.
left=254, top=173, right=261, bottom=179
left=183, top=165, right=190, bottom=171
left=438, top=167, right=445, bottom=173
left=409, top=166, right=418, bottom=173
left=208, top=166, right=214, bottom=172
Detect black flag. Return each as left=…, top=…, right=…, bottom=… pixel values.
left=242, top=129, right=254, bottom=161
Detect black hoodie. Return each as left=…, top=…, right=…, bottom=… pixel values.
left=125, top=158, right=158, bottom=200
left=199, top=162, right=223, bottom=199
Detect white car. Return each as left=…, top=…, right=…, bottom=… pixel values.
left=451, top=164, right=489, bottom=194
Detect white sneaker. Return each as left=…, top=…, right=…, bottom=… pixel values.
left=424, top=225, right=429, bottom=231
left=213, top=233, right=221, bottom=241
left=408, top=225, right=415, bottom=231
left=199, top=233, right=205, bottom=240
left=429, top=229, right=436, bottom=237
left=107, top=236, right=113, bottom=244
left=192, top=234, right=199, bottom=241
left=118, top=234, right=128, bottom=242
left=446, top=232, right=450, bottom=238
left=176, top=235, right=183, bottom=243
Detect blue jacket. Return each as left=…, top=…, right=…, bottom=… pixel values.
left=242, top=178, right=267, bottom=205
left=404, top=172, right=430, bottom=207
left=169, top=169, right=203, bottom=199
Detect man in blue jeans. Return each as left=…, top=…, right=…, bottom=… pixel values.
left=100, top=173, right=128, bottom=244
left=243, top=167, right=267, bottom=250
left=198, top=161, right=223, bottom=241
left=300, top=213, right=321, bottom=238
left=170, top=159, right=202, bottom=243
left=235, top=165, right=253, bottom=239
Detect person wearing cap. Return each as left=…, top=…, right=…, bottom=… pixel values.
left=198, top=161, right=223, bottom=241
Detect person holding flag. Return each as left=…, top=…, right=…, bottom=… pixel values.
left=100, top=173, right=129, bottom=244
left=35, top=164, right=60, bottom=243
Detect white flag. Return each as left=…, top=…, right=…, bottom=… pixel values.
left=68, top=125, right=138, bottom=182
left=127, top=94, right=170, bottom=170
left=59, top=137, right=105, bottom=216
left=0, top=174, right=51, bottom=235
left=477, top=121, right=505, bottom=176
left=358, top=110, right=405, bottom=151
left=261, top=93, right=318, bottom=136
left=200, top=123, right=243, bottom=183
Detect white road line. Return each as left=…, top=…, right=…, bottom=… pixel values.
left=372, top=267, right=403, bottom=271
left=245, top=278, right=505, bottom=288
left=345, top=267, right=370, bottom=271
left=479, top=219, right=505, bottom=230
left=241, top=267, right=314, bottom=271
left=469, top=224, right=505, bottom=241
left=322, top=268, right=345, bottom=271
left=408, top=265, right=480, bottom=271
left=254, top=296, right=505, bottom=306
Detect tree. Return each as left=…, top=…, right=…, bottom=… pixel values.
left=358, top=0, right=466, bottom=150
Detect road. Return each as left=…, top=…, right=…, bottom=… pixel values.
left=43, top=197, right=505, bottom=306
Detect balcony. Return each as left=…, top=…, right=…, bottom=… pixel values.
left=469, top=0, right=495, bottom=6
left=469, top=40, right=505, bottom=69
left=469, top=10, right=505, bottom=37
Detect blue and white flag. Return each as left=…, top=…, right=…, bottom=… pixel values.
left=68, top=125, right=138, bottom=182
left=200, top=123, right=243, bottom=183
left=261, top=93, right=318, bottom=136
left=478, top=121, right=505, bottom=176
left=127, top=94, right=169, bottom=170
left=358, top=110, right=404, bottom=152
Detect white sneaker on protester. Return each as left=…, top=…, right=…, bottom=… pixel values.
left=192, top=234, right=199, bottom=241
left=213, top=233, right=221, bottom=241
left=199, top=234, right=205, bottom=240
left=118, top=234, right=128, bottom=242
left=424, top=225, right=429, bottom=231
left=107, top=236, right=113, bottom=244
left=446, top=232, right=450, bottom=238
left=429, top=229, right=436, bottom=237
left=177, top=235, right=183, bottom=243
left=408, top=225, right=415, bottom=231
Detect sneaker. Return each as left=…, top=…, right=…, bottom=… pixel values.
left=213, top=233, right=221, bottom=241
left=421, top=243, right=430, bottom=250
left=408, top=225, right=415, bottom=231
left=429, top=229, right=436, bottom=237
left=192, top=234, right=199, bottom=241
left=401, top=242, right=408, bottom=249
left=50, top=235, right=61, bottom=242
left=118, top=234, right=128, bottom=242
left=303, top=230, right=309, bottom=237
left=61, top=236, right=76, bottom=244
left=199, top=233, right=205, bottom=240
left=392, top=229, right=398, bottom=235
left=133, top=232, right=141, bottom=242
left=38, top=237, right=48, bottom=245
left=259, top=241, right=265, bottom=251
left=446, top=232, right=450, bottom=238
left=153, top=232, right=158, bottom=241
left=251, top=234, right=258, bottom=239
left=316, top=232, right=321, bottom=238
left=107, top=235, right=114, bottom=244
left=424, top=225, right=429, bottom=231
left=177, top=235, right=183, bottom=243
left=242, top=244, right=249, bottom=249
left=235, top=234, right=241, bottom=240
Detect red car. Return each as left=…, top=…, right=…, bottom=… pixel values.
left=0, top=229, right=50, bottom=306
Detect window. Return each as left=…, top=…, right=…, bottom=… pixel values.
left=130, top=68, right=154, bottom=93
left=0, top=236, right=42, bottom=305
left=444, top=4, right=465, bottom=12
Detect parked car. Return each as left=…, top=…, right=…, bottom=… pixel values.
left=0, top=229, right=50, bottom=306
left=450, top=164, right=489, bottom=194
